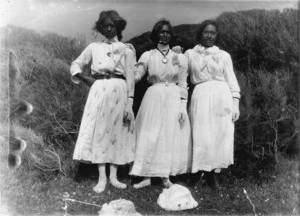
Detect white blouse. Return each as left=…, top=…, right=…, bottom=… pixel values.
left=185, top=45, right=240, bottom=99
left=70, top=37, right=136, bottom=97
left=135, top=45, right=188, bottom=99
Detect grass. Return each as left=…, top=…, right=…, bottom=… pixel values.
left=0, top=10, right=298, bottom=215
left=0, top=133, right=299, bottom=216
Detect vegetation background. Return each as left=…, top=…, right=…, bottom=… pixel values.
left=0, top=8, right=299, bottom=215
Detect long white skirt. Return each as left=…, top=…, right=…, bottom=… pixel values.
left=73, top=79, right=135, bottom=165
left=190, top=81, right=234, bottom=173
left=130, top=83, right=192, bottom=177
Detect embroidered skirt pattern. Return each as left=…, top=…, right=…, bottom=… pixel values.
left=73, top=79, right=135, bottom=164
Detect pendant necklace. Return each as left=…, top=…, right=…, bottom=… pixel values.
left=156, top=48, right=170, bottom=64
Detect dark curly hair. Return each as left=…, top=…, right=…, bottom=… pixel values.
left=149, top=19, right=176, bottom=45
left=196, top=20, right=220, bottom=45
left=93, top=10, right=127, bottom=41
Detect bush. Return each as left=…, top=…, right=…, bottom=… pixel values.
left=215, top=9, right=299, bottom=175
left=233, top=68, right=298, bottom=178
left=217, top=9, right=299, bottom=71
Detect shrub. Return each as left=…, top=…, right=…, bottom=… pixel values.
left=217, top=9, right=299, bottom=71
left=233, top=68, right=298, bottom=178
left=214, top=9, right=299, bottom=175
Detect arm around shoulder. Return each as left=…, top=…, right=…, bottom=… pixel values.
left=134, top=51, right=149, bottom=82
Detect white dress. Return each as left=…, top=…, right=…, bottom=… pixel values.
left=70, top=37, right=136, bottom=165
left=185, top=45, right=240, bottom=172
left=130, top=45, right=192, bottom=177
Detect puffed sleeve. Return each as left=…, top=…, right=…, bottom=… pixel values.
left=70, top=44, right=92, bottom=84
left=125, top=43, right=137, bottom=98
left=223, top=52, right=241, bottom=99
left=134, top=51, right=149, bottom=82
left=177, top=54, right=188, bottom=100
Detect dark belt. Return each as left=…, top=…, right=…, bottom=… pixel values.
left=93, top=73, right=125, bottom=80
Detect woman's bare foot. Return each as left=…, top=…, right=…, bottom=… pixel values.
left=162, top=178, right=173, bottom=188
left=93, top=179, right=107, bottom=193
left=110, top=178, right=127, bottom=189
left=133, top=178, right=151, bottom=189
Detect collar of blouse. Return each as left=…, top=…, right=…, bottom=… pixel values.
left=157, top=43, right=170, bottom=55
left=102, top=36, right=119, bottom=44
left=195, top=44, right=219, bottom=55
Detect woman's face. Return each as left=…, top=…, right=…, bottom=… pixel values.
left=200, top=24, right=217, bottom=47
left=102, top=17, right=117, bottom=39
left=158, top=25, right=171, bottom=45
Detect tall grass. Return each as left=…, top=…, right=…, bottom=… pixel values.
left=0, top=9, right=299, bottom=181
left=0, top=8, right=299, bottom=216
left=1, top=25, right=88, bottom=178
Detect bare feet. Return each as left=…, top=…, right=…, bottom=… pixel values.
left=110, top=178, right=127, bottom=189
left=93, top=179, right=107, bottom=193
left=162, top=178, right=173, bottom=188
left=133, top=178, right=151, bottom=189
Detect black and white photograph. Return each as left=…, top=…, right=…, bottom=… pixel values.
left=0, top=0, right=299, bottom=215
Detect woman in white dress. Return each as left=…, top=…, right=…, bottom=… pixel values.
left=70, top=10, right=136, bottom=193
left=130, top=19, right=192, bottom=188
left=185, top=20, right=240, bottom=188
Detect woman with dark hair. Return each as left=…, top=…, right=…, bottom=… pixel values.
left=130, top=19, right=191, bottom=189
left=70, top=10, right=136, bottom=193
left=185, top=20, right=240, bottom=188
left=93, top=10, right=127, bottom=41
left=148, top=20, right=176, bottom=45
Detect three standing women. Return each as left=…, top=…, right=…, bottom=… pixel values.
left=71, top=12, right=240, bottom=192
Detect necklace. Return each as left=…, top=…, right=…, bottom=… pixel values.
left=156, top=48, right=170, bottom=64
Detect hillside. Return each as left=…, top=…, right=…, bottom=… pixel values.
left=129, top=9, right=298, bottom=71
left=0, top=8, right=299, bottom=216
left=0, top=8, right=298, bottom=176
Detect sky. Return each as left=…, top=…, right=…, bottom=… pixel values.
left=0, top=0, right=298, bottom=42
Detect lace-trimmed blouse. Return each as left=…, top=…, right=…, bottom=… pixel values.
left=185, top=45, right=240, bottom=99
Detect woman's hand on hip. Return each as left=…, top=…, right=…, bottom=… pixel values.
left=75, top=74, right=95, bottom=87
left=86, top=78, right=96, bottom=87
